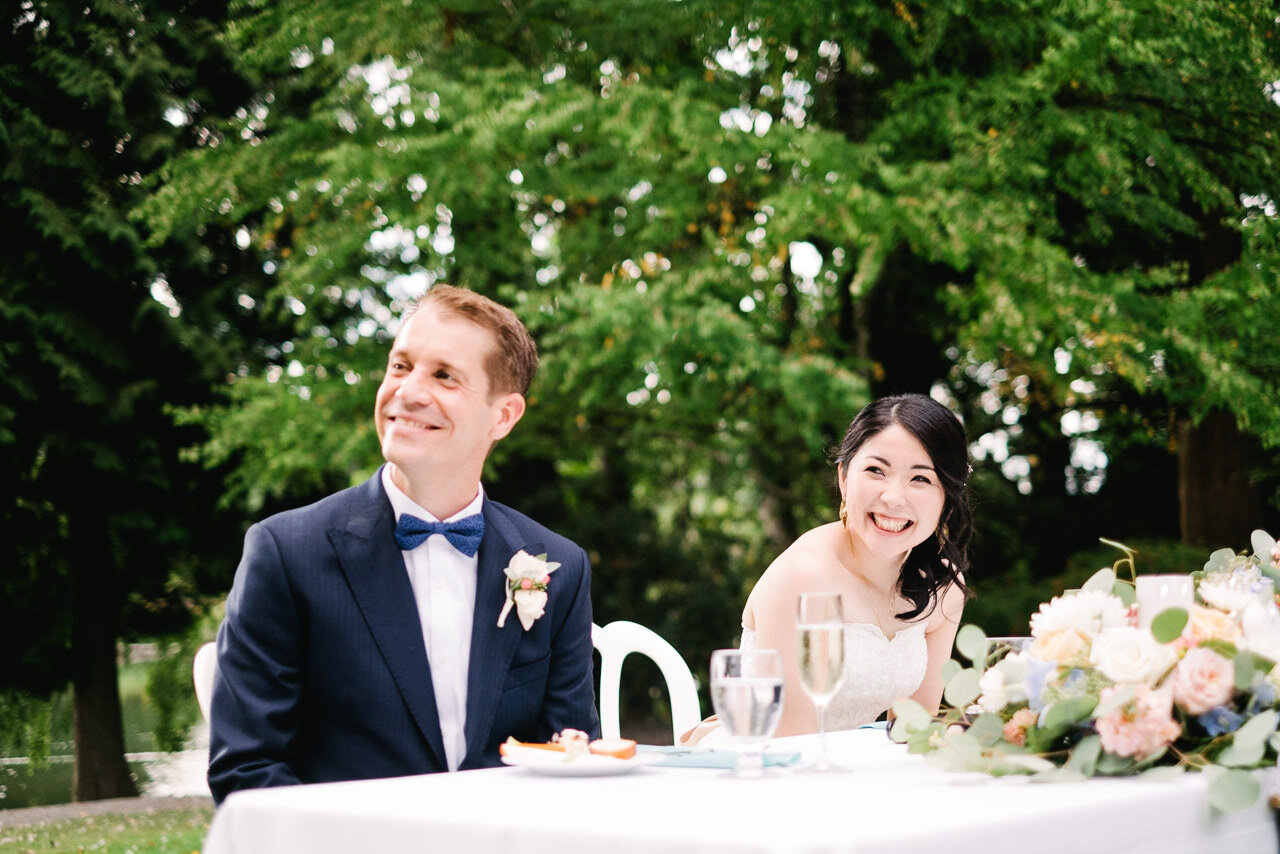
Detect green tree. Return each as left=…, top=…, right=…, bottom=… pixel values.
left=141, top=0, right=1280, bottom=678
left=1, top=0, right=252, bottom=799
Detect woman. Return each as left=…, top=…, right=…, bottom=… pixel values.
left=688, top=394, right=972, bottom=743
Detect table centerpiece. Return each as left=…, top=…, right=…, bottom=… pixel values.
left=891, top=529, right=1280, bottom=811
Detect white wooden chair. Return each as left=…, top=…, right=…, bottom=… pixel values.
left=591, top=620, right=701, bottom=743
left=193, top=641, right=217, bottom=723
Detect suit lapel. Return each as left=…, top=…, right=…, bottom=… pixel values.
left=461, top=501, right=527, bottom=766
left=329, top=471, right=449, bottom=770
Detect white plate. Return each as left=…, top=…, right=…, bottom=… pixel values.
left=500, top=748, right=663, bottom=777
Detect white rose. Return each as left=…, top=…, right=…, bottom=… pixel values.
left=506, top=550, right=553, bottom=577
left=513, top=589, right=549, bottom=630
left=1030, top=590, right=1129, bottom=640
left=1090, top=627, right=1177, bottom=685
left=1198, top=580, right=1256, bottom=614
left=977, top=666, right=1008, bottom=713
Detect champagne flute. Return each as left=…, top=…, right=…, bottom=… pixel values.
left=709, top=648, right=784, bottom=778
left=796, top=592, right=846, bottom=772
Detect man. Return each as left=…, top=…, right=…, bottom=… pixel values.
left=207, top=286, right=599, bottom=805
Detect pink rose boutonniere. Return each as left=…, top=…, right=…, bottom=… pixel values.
left=497, top=550, right=561, bottom=631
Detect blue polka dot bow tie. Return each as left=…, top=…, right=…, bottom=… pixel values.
left=394, top=513, right=485, bottom=557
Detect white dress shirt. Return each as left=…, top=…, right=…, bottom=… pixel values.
left=382, top=466, right=483, bottom=772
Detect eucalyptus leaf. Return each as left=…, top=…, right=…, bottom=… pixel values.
left=1138, top=765, right=1185, bottom=783
left=940, top=658, right=962, bottom=684
left=1204, top=548, right=1237, bottom=574
left=943, top=728, right=984, bottom=763
left=1217, top=738, right=1265, bottom=768
left=1000, top=753, right=1056, bottom=773
left=1096, top=750, right=1138, bottom=775
left=1234, top=710, right=1278, bottom=747
left=1030, top=767, right=1089, bottom=784
left=1218, top=711, right=1278, bottom=767
left=968, top=712, right=1005, bottom=746
left=1149, top=607, right=1189, bottom=643
left=1206, top=768, right=1261, bottom=812
left=944, top=668, right=982, bottom=709
left=1083, top=567, right=1117, bottom=593
left=1234, top=651, right=1257, bottom=692
left=1063, top=734, right=1102, bottom=776
left=955, top=624, right=988, bottom=664
left=906, top=727, right=939, bottom=754
left=890, top=698, right=933, bottom=730
left=1199, top=638, right=1239, bottom=660
left=1111, top=581, right=1136, bottom=606
left=1093, top=684, right=1136, bottom=718
left=1042, top=694, right=1098, bottom=734
left=1251, top=530, right=1276, bottom=560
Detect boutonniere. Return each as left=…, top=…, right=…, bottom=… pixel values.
left=497, top=550, right=561, bottom=630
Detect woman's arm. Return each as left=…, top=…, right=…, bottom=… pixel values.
left=908, top=580, right=966, bottom=713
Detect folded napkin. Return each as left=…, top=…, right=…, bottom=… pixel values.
left=637, top=745, right=802, bottom=769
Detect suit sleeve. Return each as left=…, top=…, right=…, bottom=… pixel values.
left=538, top=545, right=601, bottom=739
left=207, top=522, right=306, bottom=805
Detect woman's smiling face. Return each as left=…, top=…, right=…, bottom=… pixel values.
left=840, top=423, right=946, bottom=561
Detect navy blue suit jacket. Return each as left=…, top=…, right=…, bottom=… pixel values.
left=207, top=470, right=599, bottom=805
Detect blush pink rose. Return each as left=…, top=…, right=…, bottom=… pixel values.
left=1095, top=685, right=1181, bottom=759
left=1002, top=708, right=1038, bottom=747
left=1172, top=647, right=1235, bottom=715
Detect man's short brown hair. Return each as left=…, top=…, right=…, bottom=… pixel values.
left=412, top=285, right=538, bottom=397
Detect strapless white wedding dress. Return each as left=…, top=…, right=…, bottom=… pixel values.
left=741, top=621, right=928, bottom=730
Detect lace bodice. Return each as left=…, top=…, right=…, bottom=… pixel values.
left=741, top=621, right=928, bottom=731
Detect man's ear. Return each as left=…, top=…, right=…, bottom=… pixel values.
left=488, top=392, right=527, bottom=442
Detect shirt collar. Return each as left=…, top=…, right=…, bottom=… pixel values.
left=381, top=465, right=484, bottom=524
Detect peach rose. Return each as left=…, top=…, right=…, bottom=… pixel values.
left=1030, top=627, right=1091, bottom=667
left=1002, top=708, right=1038, bottom=747
left=1172, top=647, right=1235, bottom=715
left=1184, top=605, right=1243, bottom=646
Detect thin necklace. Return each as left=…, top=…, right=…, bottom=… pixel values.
left=843, top=524, right=894, bottom=633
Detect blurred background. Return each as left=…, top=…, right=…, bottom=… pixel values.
left=3, top=0, right=1278, bottom=806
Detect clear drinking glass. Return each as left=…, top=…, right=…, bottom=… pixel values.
left=796, top=592, right=846, bottom=772
left=709, top=648, right=784, bottom=778
left=983, top=636, right=1032, bottom=670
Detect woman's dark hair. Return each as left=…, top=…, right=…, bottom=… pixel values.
left=832, top=393, right=973, bottom=621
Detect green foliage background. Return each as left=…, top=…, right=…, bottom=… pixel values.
left=5, top=0, right=1280, bottom=751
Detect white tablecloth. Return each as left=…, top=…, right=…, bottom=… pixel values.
left=203, top=729, right=1278, bottom=854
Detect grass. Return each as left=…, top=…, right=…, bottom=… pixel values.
left=0, top=805, right=213, bottom=854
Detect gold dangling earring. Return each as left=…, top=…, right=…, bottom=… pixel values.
left=838, top=498, right=848, bottom=525
left=937, top=523, right=950, bottom=553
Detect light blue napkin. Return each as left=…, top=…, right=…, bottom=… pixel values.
left=637, top=745, right=802, bottom=768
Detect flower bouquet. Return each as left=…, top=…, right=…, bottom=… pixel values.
left=891, top=530, right=1280, bottom=811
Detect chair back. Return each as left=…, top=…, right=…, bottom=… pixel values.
left=192, top=627, right=704, bottom=741
left=193, top=641, right=217, bottom=723
left=591, top=620, right=701, bottom=743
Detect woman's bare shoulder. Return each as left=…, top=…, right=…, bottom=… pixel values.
left=926, top=577, right=967, bottom=631
left=744, top=524, right=845, bottom=621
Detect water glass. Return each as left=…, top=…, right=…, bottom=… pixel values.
left=983, top=636, right=1032, bottom=670
left=796, top=592, right=846, bottom=771
left=709, top=648, right=784, bottom=778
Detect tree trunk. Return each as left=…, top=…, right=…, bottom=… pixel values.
left=1177, top=411, right=1268, bottom=549
left=69, top=508, right=137, bottom=802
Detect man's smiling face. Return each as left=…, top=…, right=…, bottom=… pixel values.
left=374, top=304, right=522, bottom=489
